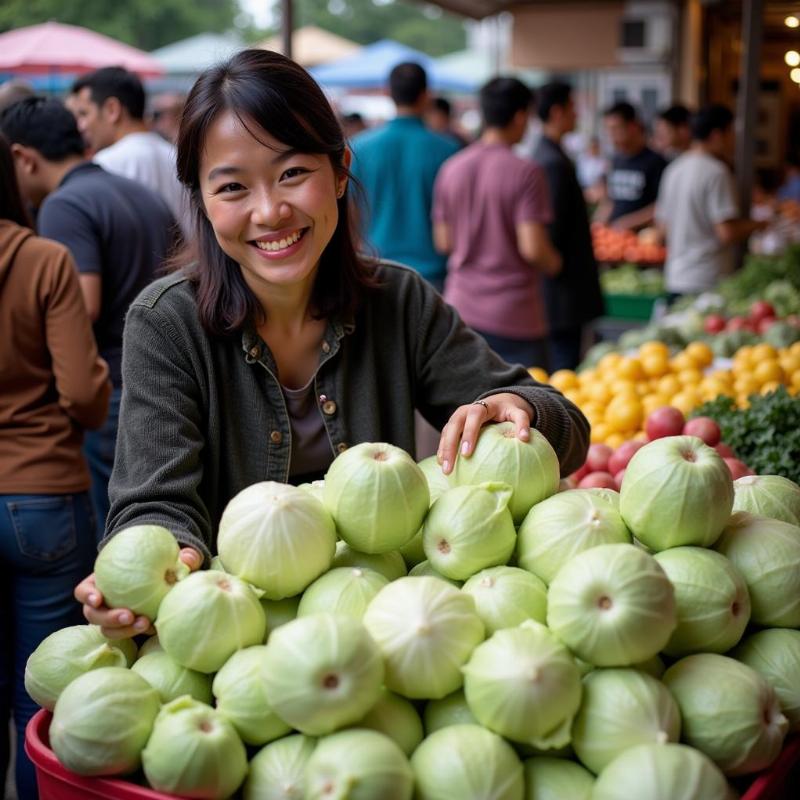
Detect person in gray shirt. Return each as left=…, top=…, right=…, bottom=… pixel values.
left=655, top=105, right=766, bottom=297
left=72, top=49, right=589, bottom=640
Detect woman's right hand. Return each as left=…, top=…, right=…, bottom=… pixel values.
left=74, top=547, right=203, bottom=639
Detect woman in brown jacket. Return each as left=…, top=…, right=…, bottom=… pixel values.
left=0, top=132, right=110, bottom=800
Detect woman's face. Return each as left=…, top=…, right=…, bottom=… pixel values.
left=199, top=110, right=347, bottom=297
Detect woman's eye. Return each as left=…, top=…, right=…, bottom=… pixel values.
left=281, top=167, right=308, bottom=181
left=217, top=182, right=245, bottom=193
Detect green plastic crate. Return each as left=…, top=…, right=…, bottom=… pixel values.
left=603, top=292, right=665, bottom=321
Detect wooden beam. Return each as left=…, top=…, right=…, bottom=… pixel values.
left=734, top=0, right=763, bottom=219
left=281, top=0, right=294, bottom=60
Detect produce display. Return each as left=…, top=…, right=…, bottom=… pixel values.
left=534, top=339, right=800, bottom=451
left=25, top=427, right=800, bottom=800
left=600, top=263, right=665, bottom=296
left=591, top=224, right=666, bottom=265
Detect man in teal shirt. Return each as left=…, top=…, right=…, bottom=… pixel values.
left=350, top=63, right=460, bottom=290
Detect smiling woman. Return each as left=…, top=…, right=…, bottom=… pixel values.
left=73, top=49, right=589, bottom=640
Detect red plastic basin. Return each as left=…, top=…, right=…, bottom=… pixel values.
left=24, top=709, right=169, bottom=800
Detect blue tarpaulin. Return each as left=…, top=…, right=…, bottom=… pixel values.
left=310, top=39, right=476, bottom=94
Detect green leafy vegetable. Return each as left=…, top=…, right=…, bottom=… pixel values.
left=692, top=388, right=800, bottom=483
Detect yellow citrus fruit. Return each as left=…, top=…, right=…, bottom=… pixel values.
left=641, top=353, right=670, bottom=378
left=671, top=392, right=699, bottom=416
left=529, top=367, right=549, bottom=383
left=708, top=369, right=734, bottom=386
left=591, top=423, right=610, bottom=443
left=615, top=357, right=645, bottom=382
left=780, top=353, right=800, bottom=375
left=791, top=341, right=800, bottom=358
left=586, top=382, right=612, bottom=404
left=685, top=341, right=714, bottom=368
left=608, top=379, right=639, bottom=398
left=753, top=361, right=784, bottom=386
left=733, top=375, right=760, bottom=396
left=642, top=394, right=669, bottom=415
left=605, top=397, right=644, bottom=433
left=578, top=369, right=597, bottom=386
left=550, top=369, right=579, bottom=392
left=677, top=368, right=704, bottom=387
left=634, top=431, right=649, bottom=442
left=760, top=381, right=782, bottom=395
left=598, top=353, right=623, bottom=372
left=657, top=375, right=682, bottom=397
left=792, top=371, right=800, bottom=390
left=737, top=394, right=751, bottom=409
left=639, top=341, right=671, bottom=360
left=563, top=388, right=583, bottom=405
left=670, top=352, right=696, bottom=373
left=752, top=343, right=779, bottom=362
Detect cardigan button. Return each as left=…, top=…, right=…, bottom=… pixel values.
left=336, top=442, right=348, bottom=453
left=270, top=430, right=282, bottom=444
left=322, top=400, right=337, bottom=415
left=321, top=341, right=331, bottom=354
left=248, top=346, right=261, bottom=359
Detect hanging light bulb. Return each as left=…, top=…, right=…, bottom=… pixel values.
left=787, top=51, right=800, bottom=67
left=787, top=16, right=800, bottom=28
left=791, top=68, right=800, bottom=83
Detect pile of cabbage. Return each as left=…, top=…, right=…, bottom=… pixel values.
left=26, top=426, right=800, bottom=800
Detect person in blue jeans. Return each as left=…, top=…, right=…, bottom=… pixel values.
left=0, top=132, right=110, bottom=800
left=0, top=98, right=176, bottom=541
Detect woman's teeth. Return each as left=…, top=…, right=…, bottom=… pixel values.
left=254, top=229, right=304, bottom=251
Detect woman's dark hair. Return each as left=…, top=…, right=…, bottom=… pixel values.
left=174, top=48, right=376, bottom=337
left=0, top=132, right=32, bottom=227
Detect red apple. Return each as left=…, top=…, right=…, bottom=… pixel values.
left=613, top=469, right=626, bottom=490
left=703, top=314, right=727, bottom=334
left=578, top=471, right=617, bottom=490
left=757, top=316, right=776, bottom=335
left=571, top=463, right=591, bottom=483
left=586, top=443, right=614, bottom=473
left=750, top=300, right=775, bottom=322
left=724, top=458, right=754, bottom=480
left=727, top=316, right=756, bottom=333
left=645, top=406, right=686, bottom=440
left=608, top=440, right=645, bottom=475
left=714, top=442, right=736, bottom=458
left=683, top=417, right=722, bottom=447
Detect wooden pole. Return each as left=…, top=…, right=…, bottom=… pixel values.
left=281, top=0, right=294, bottom=60
left=734, top=0, right=763, bottom=219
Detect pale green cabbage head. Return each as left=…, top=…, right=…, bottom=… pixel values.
left=242, top=735, right=316, bottom=800
left=323, top=442, right=429, bottom=554
left=50, top=667, right=160, bottom=776
left=141, top=696, right=248, bottom=800
left=732, top=474, right=800, bottom=525
left=305, top=729, right=414, bottom=800
left=331, top=541, right=407, bottom=580
left=462, top=620, right=582, bottom=750
left=94, top=525, right=189, bottom=620
left=298, top=566, right=389, bottom=620
left=517, top=489, right=631, bottom=584
left=592, top=743, right=730, bottom=800
left=262, top=612, right=384, bottom=735
left=217, top=481, right=337, bottom=599
left=523, top=757, right=594, bottom=800
left=350, top=688, right=424, bottom=757
left=362, top=576, right=484, bottom=699
left=546, top=543, right=676, bottom=666
left=423, top=483, right=516, bottom=580
left=411, top=724, right=524, bottom=800
left=663, top=653, right=788, bottom=775
left=131, top=650, right=212, bottom=705
left=571, top=668, right=681, bottom=774
left=24, top=625, right=131, bottom=711
left=423, top=690, right=477, bottom=735
left=212, top=646, right=291, bottom=745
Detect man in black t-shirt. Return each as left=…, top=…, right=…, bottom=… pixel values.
left=1, top=97, right=176, bottom=538
left=599, top=101, right=667, bottom=231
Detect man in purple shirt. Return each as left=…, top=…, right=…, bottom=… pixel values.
left=432, top=77, right=561, bottom=370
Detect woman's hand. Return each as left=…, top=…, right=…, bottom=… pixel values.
left=437, top=392, right=535, bottom=476
left=74, top=546, right=203, bottom=639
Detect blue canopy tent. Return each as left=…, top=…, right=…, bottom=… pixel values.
left=310, top=39, right=476, bottom=94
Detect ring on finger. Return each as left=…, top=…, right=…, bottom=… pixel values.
left=472, top=400, right=490, bottom=416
